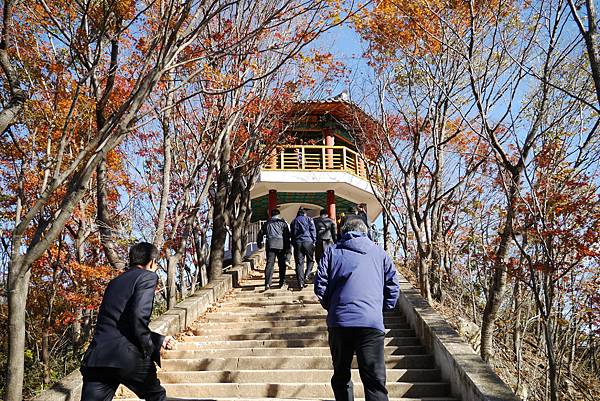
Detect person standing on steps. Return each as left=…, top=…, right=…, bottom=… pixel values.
left=356, top=203, right=369, bottom=227
left=338, top=206, right=358, bottom=237
left=80, top=242, right=177, bottom=401
left=314, top=217, right=400, bottom=401
left=257, top=208, right=291, bottom=290
left=290, top=207, right=316, bottom=288
left=357, top=203, right=374, bottom=240
left=313, top=208, right=337, bottom=267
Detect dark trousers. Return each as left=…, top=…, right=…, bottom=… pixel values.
left=328, top=327, right=388, bottom=401
left=293, top=240, right=314, bottom=287
left=81, top=358, right=166, bottom=401
left=265, top=248, right=287, bottom=288
left=315, top=239, right=333, bottom=265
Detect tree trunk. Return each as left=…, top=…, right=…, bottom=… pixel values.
left=81, top=309, right=93, bottom=346
left=543, top=318, right=558, bottom=401
left=208, top=180, right=228, bottom=281
left=513, top=280, right=523, bottom=390
left=430, top=246, right=443, bottom=302
left=383, top=211, right=389, bottom=252
left=0, top=0, right=26, bottom=136
left=152, top=71, right=174, bottom=251
left=480, top=174, right=519, bottom=362
left=231, top=188, right=250, bottom=266
left=231, top=213, right=245, bottom=266
left=166, top=254, right=178, bottom=308
left=5, top=258, right=31, bottom=401
left=193, top=225, right=208, bottom=288
left=178, top=262, right=187, bottom=300
left=41, top=331, right=50, bottom=386
left=153, top=132, right=172, bottom=250
left=567, top=0, right=600, bottom=106
left=96, top=159, right=125, bottom=270
left=208, top=135, right=231, bottom=282
left=72, top=307, right=82, bottom=353
left=417, top=247, right=432, bottom=304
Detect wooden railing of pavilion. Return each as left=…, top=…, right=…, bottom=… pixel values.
left=262, top=145, right=381, bottom=185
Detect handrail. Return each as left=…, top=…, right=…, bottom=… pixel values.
left=262, top=145, right=381, bottom=185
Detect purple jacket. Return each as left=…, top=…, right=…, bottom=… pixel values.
left=314, top=231, right=399, bottom=332
left=290, top=215, right=316, bottom=244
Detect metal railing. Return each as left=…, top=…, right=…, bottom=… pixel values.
left=246, top=220, right=265, bottom=245
left=262, top=145, right=379, bottom=183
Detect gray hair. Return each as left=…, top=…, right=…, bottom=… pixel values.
left=342, top=217, right=368, bottom=235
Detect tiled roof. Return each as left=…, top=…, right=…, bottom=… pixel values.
left=296, top=91, right=352, bottom=104
left=291, top=91, right=380, bottom=132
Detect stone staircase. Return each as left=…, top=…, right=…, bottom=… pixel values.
left=119, top=265, right=459, bottom=401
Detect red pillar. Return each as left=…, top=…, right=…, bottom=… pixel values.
left=324, top=129, right=335, bottom=169
left=268, top=189, right=277, bottom=217
left=326, top=190, right=336, bottom=221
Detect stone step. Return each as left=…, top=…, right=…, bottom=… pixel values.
left=202, top=312, right=404, bottom=322
left=112, top=261, right=457, bottom=401
left=189, top=323, right=412, bottom=336
left=156, top=369, right=441, bottom=383
left=120, top=382, right=450, bottom=398
left=214, top=303, right=403, bottom=313
left=196, top=316, right=407, bottom=328
left=204, top=309, right=403, bottom=320
left=219, top=299, right=322, bottom=306
left=118, top=397, right=458, bottom=401
left=163, top=346, right=427, bottom=358
left=207, top=308, right=328, bottom=318
left=213, top=304, right=329, bottom=313
left=181, top=328, right=415, bottom=342
left=175, top=337, right=421, bottom=349
left=220, top=299, right=322, bottom=307
left=234, top=290, right=321, bottom=297
left=161, top=355, right=435, bottom=371
left=236, top=282, right=313, bottom=290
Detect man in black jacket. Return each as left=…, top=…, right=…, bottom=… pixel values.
left=80, top=242, right=175, bottom=401
left=257, top=208, right=291, bottom=290
left=313, top=208, right=337, bottom=267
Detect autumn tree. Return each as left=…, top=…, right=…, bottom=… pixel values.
left=202, top=0, right=355, bottom=281
left=356, top=3, right=600, bottom=399
left=355, top=0, right=490, bottom=303
left=567, top=0, right=600, bottom=108
left=1, top=0, right=291, bottom=399
left=512, top=136, right=600, bottom=401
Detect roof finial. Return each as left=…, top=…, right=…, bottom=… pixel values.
left=337, top=90, right=350, bottom=102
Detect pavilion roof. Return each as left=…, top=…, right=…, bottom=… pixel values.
left=289, top=92, right=381, bottom=134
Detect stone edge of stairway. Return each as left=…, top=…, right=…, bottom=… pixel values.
left=397, top=274, right=519, bottom=401
left=31, top=250, right=266, bottom=401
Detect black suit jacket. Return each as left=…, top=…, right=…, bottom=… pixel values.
left=314, top=216, right=337, bottom=242
left=81, top=267, right=165, bottom=369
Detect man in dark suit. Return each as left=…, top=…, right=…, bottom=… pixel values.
left=313, top=208, right=337, bottom=267
left=257, top=208, right=291, bottom=290
left=80, top=242, right=176, bottom=401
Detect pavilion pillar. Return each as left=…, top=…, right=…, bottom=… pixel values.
left=326, top=190, right=336, bottom=221
left=268, top=148, right=277, bottom=169
left=268, top=189, right=277, bottom=217
left=324, top=128, right=335, bottom=169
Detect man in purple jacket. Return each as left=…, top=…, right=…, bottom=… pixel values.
left=290, top=207, right=316, bottom=288
left=314, top=217, right=400, bottom=401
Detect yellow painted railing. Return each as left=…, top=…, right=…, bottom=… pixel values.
left=262, top=145, right=379, bottom=183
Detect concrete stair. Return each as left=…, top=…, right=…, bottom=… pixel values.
left=117, top=267, right=459, bottom=401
